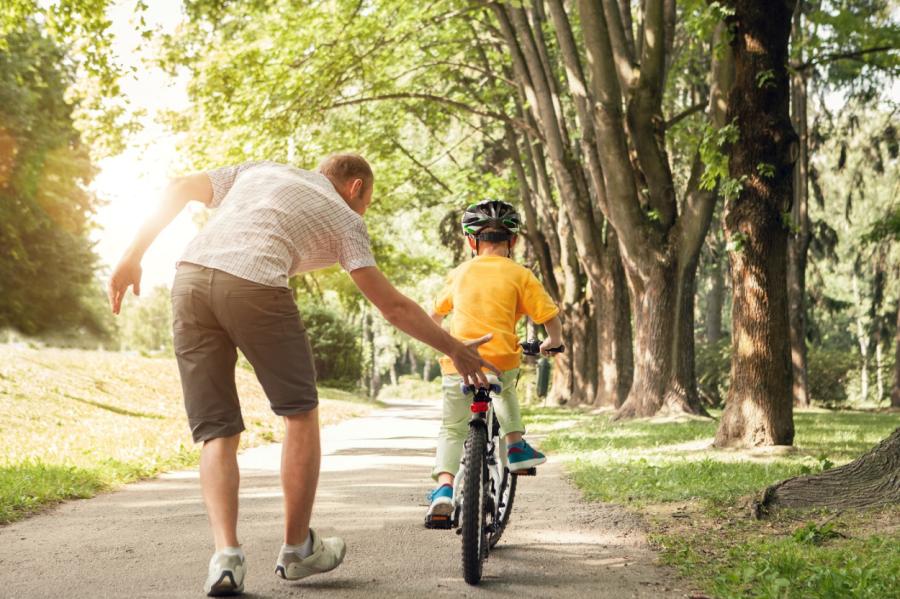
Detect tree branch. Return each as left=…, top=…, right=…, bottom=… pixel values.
left=601, top=0, right=637, bottom=87
left=392, top=140, right=452, bottom=193
left=793, top=45, right=898, bottom=71
left=665, top=102, right=706, bottom=129
left=638, top=0, right=665, bottom=95
left=328, top=92, right=536, bottom=136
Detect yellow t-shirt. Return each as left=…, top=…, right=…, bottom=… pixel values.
left=434, top=255, right=560, bottom=374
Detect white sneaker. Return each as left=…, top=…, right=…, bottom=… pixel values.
left=204, top=550, right=245, bottom=596
left=275, top=529, right=346, bottom=581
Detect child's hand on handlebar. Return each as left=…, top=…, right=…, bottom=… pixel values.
left=539, top=337, right=565, bottom=356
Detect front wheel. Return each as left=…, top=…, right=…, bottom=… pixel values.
left=461, top=424, right=488, bottom=585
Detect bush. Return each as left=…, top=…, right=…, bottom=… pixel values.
left=299, top=304, right=362, bottom=386
left=808, top=347, right=858, bottom=407
left=695, top=339, right=731, bottom=407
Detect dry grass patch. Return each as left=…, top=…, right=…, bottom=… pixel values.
left=0, top=346, right=373, bottom=523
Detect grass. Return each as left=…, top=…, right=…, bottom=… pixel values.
left=376, top=374, right=442, bottom=401
left=0, top=345, right=374, bottom=524
left=522, top=404, right=900, bottom=598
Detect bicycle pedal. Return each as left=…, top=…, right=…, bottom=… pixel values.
left=511, top=467, right=537, bottom=476
left=424, top=514, right=454, bottom=529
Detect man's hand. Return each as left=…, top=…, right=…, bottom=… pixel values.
left=450, top=334, right=500, bottom=387
left=350, top=266, right=500, bottom=384
left=108, top=257, right=142, bottom=314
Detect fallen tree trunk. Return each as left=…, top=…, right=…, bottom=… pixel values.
left=753, top=427, right=900, bottom=518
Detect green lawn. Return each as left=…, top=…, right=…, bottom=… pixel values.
left=523, top=405, right=900, bottom=598
left=0, top=346, right=373, bottom=524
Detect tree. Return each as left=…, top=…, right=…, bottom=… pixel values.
left=0, top=24, right=107, bottom=337
left=786, top=0, right=899, bottom=408
left=163, top=0, right=633, bottom=406
left=714, top=0, right=797, bottom=447
left=754, top=426, right=900, bottom=515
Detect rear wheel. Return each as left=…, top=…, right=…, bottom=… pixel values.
left=488, top=470, right=517, bottom=548
left=461, top=424, right=488, bottom=585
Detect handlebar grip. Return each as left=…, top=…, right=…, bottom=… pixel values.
left=520, top=340, right=565, bottom=356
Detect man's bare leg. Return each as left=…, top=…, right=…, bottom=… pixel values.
left=282, top=408, right=321, bottom=545
left=200, top=433, right=242, bottom=550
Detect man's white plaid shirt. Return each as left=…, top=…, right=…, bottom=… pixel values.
left=179, top=161, right=377, bottom=287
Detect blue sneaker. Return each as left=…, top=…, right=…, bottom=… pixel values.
left=426, top=484, right=454, bottom=520
left=508, top=440, right=547, bottom=472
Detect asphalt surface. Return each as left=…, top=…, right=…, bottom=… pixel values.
left=0, top=399, right=689, bottom=598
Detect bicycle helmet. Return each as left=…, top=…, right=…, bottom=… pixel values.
left=461, top=200, right=522, bottom=241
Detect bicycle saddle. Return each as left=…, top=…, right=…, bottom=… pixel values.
left=461, top=373, right=502, bottom=395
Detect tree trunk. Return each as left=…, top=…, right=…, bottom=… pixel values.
left=787, top=15, right=811, bottom=407
left=753, top=427, right=900, bottom=516
left=548, top=208, right=595, bottom=406
left=893, top=304, right=900, bottom=408
left=422, top=358, right=433, bottom=382
left=706, top=253, right=725, bottom=344
left=616, top=256, right=706, bottom=418
left=714, top=0, right=797, bottom=448
left=593, top=235, right=633, bottom=407
left=407, top=345, right=419, bottom=377
left=853, top=273, right=871, bottom=402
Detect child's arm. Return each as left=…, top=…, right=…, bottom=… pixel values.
left=539, top=315, right=564, bottom=354
left=430, top=312, right=445, bottom=327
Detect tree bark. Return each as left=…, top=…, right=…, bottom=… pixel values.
left=853, top=273, right=871, bottom=402
left=714, top=0, right=797, bottom=448
left=593, top=234, right=633, bottom=407
left=893, top=303, right=900, bottom=408
left=706, top=250, right=725, bottom=344
left=753, top=427, right=900, bottom=516
left=570, top=1, right=730, bottom=418
left=787, top=0, right=811, bottom=408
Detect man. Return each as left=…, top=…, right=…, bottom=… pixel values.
left=108, top=155, right=497, bottom=596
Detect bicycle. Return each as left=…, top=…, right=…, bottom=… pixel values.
left=425, top=339, right=564, bottom=585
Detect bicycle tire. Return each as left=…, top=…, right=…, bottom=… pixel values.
left=488, top=470, right=517, bottom=548
left=461, top=424, right=488, bottom=585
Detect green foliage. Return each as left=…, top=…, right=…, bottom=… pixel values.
left=695, top=339, right=731, bottom=406
left=658, top=525, right=900, bottom=599
left=527, top=405, right=900, bottom=599
left=0, top=25, right=110, bottom=338
left=116, top=285, right=173, bottom=354
left=571, top=457, right=818, bottom=505
left=698, top=121, right=741, bottom=193
left=376, top=374, right=441, bottom=401
left=807, top=347, right=859, bottom=406
left=299, top=302, right=362, bottom=386
left=792, top=520, right=842, bottom=546
left=861, top=205, right=900, bottom=244
left=755, top=69, right=776, bottom=89
left=526, top=408, right=900, bottom=505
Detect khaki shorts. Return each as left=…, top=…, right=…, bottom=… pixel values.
left=171, top=263, right=317, bottom=443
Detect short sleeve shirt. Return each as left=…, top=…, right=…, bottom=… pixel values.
left=178, top=161, right=377, bottom=287
left=433, top=255, right=559, bottom=373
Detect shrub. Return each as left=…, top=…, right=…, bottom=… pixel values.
left=807, top=347, right=858, bottom=407
left=695, top=339, right=731, bottom=407
left=299, top=304, right=362, bottom=386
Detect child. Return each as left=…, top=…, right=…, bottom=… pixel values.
left=426, top=199, right=563, bottom=521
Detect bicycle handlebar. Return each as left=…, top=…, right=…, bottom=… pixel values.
left=520, top=340, right=565, bottom=356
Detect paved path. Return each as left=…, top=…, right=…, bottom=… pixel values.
left=0, top=400, right=688, bottom=598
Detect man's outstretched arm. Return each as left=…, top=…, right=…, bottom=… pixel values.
left=350, top=266, right=498, bottom=387
left=107, top=173, right=212, bottom=314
